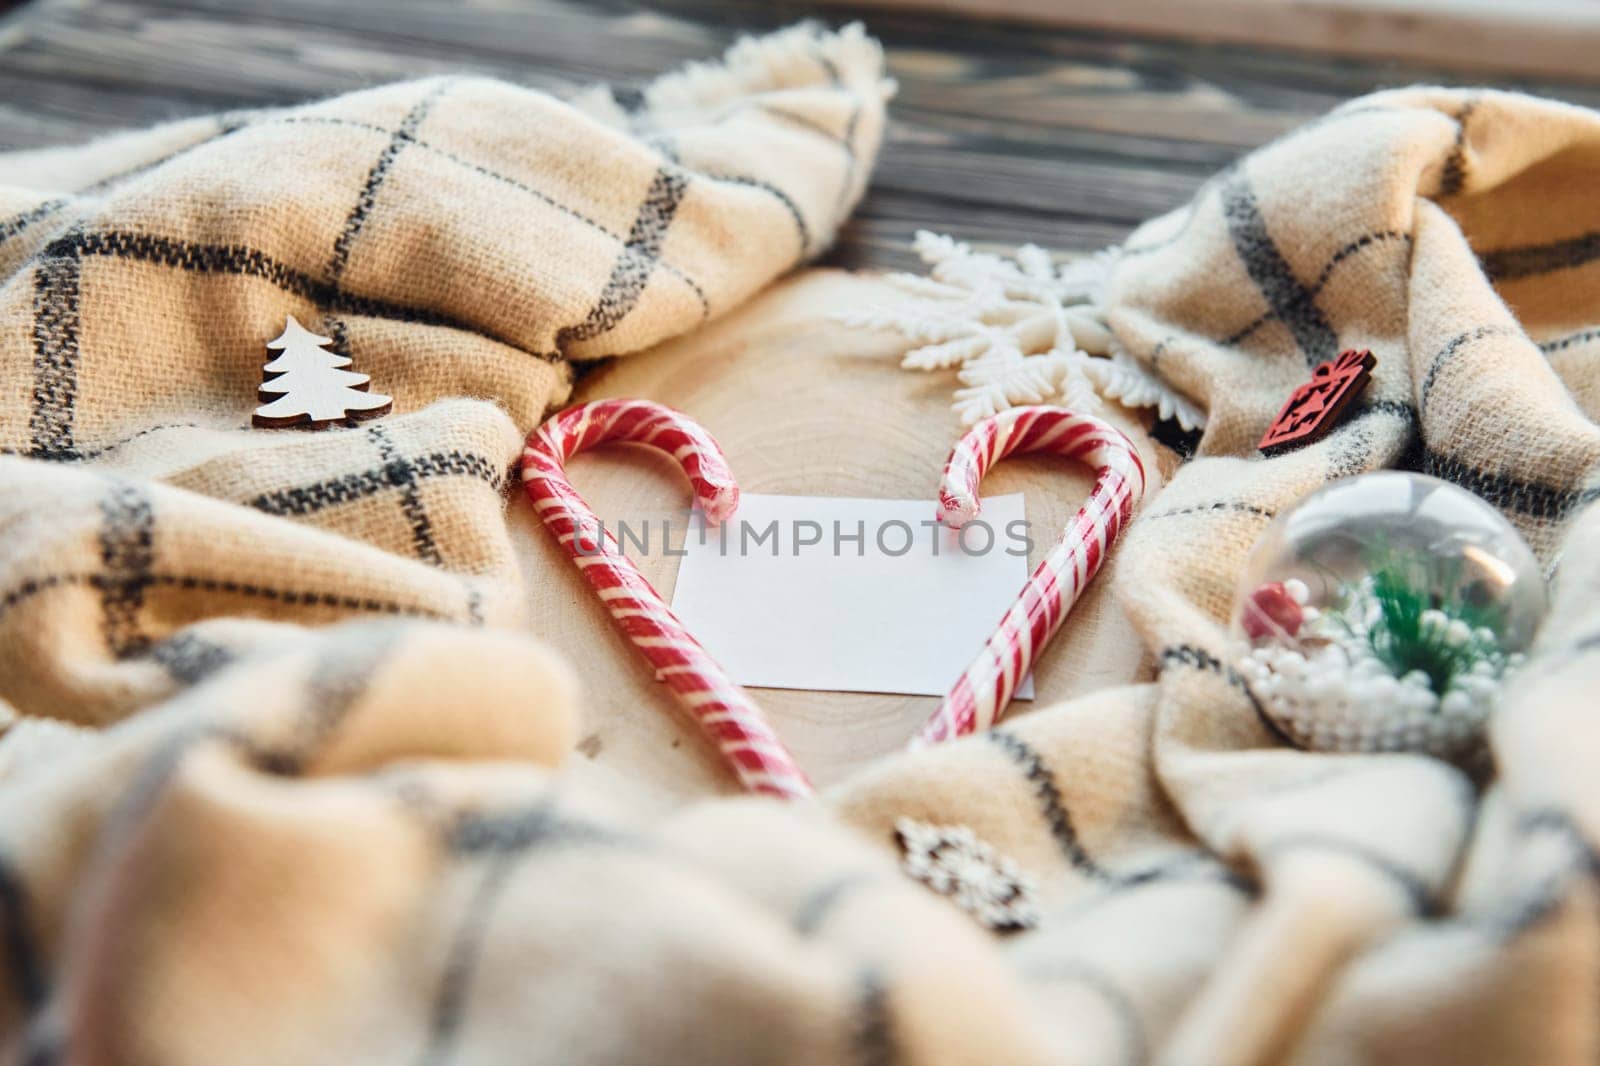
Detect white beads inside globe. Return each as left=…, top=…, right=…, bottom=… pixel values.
left=1230, top=472, right=1546, bottom=759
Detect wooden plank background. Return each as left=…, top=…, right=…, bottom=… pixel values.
left=820, top=0, right=1600, bottom=82
left=3, top=0, right=1600, bottom=273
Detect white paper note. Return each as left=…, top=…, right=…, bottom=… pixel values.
left=669, top=493, right=1035, bottom=699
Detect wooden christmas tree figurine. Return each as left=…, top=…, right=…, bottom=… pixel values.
left=253, top=315, right=392, bottom=429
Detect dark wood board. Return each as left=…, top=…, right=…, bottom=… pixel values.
left=3, top=0, right=1600, bottom=271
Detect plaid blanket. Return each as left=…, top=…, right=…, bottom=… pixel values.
left=2, top=23, right=1597, bottom=1065
left=0, top=24, right=907, bottom=1063
left=1078, top=86, right=1600, bottom=1063
left=834, top=86, right=1600, bottom=1064
left=0, top=23, right=887, bottom=719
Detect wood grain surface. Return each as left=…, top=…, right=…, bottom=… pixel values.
left=819, top=0, right=1600, bottom=83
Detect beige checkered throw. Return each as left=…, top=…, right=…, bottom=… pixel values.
left=0, top=33, right=1595, bottom=1066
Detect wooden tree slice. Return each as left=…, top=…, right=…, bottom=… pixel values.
left=510, top=270, right=1174, bottom=809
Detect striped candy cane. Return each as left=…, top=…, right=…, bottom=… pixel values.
left=912, top=406, right=1148, bottom=748
left=521, top=399, right=813, bottom=800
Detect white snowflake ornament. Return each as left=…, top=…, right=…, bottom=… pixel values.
left=895, top=817, right=1039, bottom=932
left=837, top=232, right=1203, bottom=430
left=1085, top=349, right=1206, bottom=433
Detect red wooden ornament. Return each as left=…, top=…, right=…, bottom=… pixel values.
left=1258, top=348, right=1376, bottom=454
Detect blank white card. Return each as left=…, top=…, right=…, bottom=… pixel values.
left=669, top=493, right=1035, bottom=699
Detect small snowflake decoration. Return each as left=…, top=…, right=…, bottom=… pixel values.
left=895, top=817, right=1039, bottom=932
left=837, top=231, right=1204, bottom=430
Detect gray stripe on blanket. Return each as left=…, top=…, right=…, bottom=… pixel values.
left=1481, top=229, right=1600, bottom=282
left=1219, top=171, right=1339, bottom=367
left=556, top=165, right=689, bottom=348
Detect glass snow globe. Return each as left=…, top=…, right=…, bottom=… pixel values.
left=1231, top=472, right=1546, bottom=759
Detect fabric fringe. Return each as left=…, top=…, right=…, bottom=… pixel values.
left=643, top=21, right=894, bottom=116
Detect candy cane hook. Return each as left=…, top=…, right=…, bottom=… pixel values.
left=912, top=406, right=1148, bottom=748
left=521, top=399, right=813, bottom=799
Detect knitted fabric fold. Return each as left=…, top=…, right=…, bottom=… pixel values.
left=1095, top=87, right=1600, bottom=1063
left=0, top=22, right=889, bottom=720
left=830, top=86, right=1600, bottom=1065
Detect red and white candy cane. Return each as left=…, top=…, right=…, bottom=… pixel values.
left=521, top=399, right=813, bottom=800
left=912, top=406, right=1148, bottom=748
